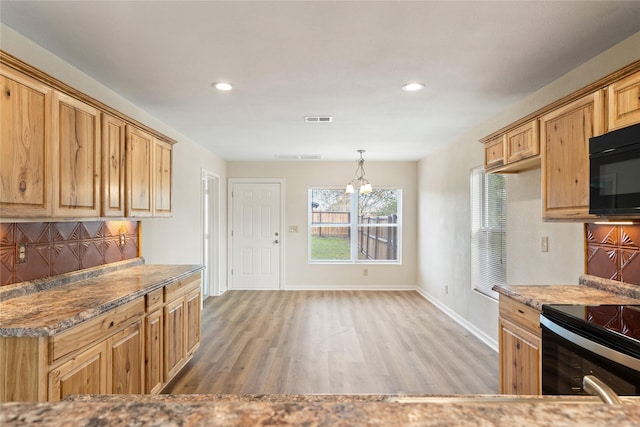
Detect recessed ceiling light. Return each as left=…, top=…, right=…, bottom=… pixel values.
left=213, top=82, right=233, bottom=91
left=402, top=82, right=425, bottom=92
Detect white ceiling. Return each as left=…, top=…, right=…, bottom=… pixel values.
left=2, top=1, right=640, bottom=161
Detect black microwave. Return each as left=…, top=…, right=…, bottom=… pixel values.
left=589, top=122, right=640, bottom=216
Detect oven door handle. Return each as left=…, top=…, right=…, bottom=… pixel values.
left=540, top=315, right=640, bottom=372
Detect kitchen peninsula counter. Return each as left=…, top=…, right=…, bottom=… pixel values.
left=1, top=394, right=640, bottom=426
left=0, top=259, right=204, bottom=337
left=493, top=274, right=640, bottom=309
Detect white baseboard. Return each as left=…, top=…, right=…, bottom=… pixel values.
left=283, top=283, right=416, bottom=291
left=416, top=288, right=499, bottom=352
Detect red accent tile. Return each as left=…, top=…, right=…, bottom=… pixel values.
left=0, top=223, right=15, bottom=246
left=586, top=245, right=619, bottom=281
left=620, top=225, right=640, bottom=248
left=585, top=224, right=618, bottom=245
left=80, top=240, right=104, bottom=269
left=620, top=249, right=640, bottom=286
left=104, top=238, right=123, bottom=263
left=122, top=235, right=138, bottom=259
left=15, top=244, right=51, bottom=282
left=52, top=222, right=80, bottom=242
left=0, top=246, right=15, bottom=286
left=51, top=242, right=80, bottom=276
left=81, top=221, right=104, bottom=239
left=15, top=223, right=51, bottom=244
left=103, top=221, right=122, bottom=237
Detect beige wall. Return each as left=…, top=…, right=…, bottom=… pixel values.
left=228, top=161, right=417, bottom=289
left=1, top=24, right=229, bottom=297
left=417, top=31, right=640, bottom=348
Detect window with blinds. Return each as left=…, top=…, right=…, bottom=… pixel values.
left=470, top=166, right=506, bottom=299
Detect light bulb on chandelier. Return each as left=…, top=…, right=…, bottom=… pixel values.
left=345, top=150, right=372, bottom=194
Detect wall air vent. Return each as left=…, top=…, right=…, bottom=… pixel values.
left=304, top=116, right=333, bottom=123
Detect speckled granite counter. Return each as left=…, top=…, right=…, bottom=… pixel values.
left=0, top=259, right=203, bottom=337
left=2, top=394, right=640, bottom=426
left=493, top=274, right=640, bottom=310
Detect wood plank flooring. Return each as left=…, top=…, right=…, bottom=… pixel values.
left=163, top=291, right=499, bottom=395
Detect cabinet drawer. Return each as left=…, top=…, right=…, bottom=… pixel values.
left=50, top=297, right=145, bottom=364
left=146, top=289, right=164, bottom=312
left=499, top=296, right=540, bottom=334
left=164, top=274, right=201, bottom=302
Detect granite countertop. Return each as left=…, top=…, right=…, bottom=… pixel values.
left=0, top=260, right=203, bottom=337
left=1, top=394, right=640, bottom=426
left=493, top=274, right=640, bottom=310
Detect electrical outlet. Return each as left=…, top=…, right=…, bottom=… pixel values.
left=363, top=268, right=368, bottom=276
left=16, top=243, right=27, bottom=263
left=541, top=236, right=549, bottom=252
left=119, top=233, right=126, bottom=248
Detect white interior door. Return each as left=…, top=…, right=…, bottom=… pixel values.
left=231, top=182, right=281, bottom=290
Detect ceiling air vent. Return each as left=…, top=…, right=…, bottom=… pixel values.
left=276, top=154, right=322, bottom=160
left=304, top=116, right=333, bottom=123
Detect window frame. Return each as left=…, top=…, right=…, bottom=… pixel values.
left=308, top=187, right=402, bottom=264
left=470, top=166, right=506, bottom=300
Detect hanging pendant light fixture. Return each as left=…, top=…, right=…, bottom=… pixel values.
left=345, top=150, right=372, bottom=194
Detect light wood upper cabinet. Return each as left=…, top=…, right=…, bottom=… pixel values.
left=0, top=67, right=52, bottom=217
left=126, top=126, right=154, bottom=217
left=154, top=137, right=173, bottom=217
left=540, top=90, right=603, bottom=220
left=101, top=114, right=126, bottom=217
left=51, top=91, right=101, bottom=218
left=484, top=135, right=505, bottom=170
left=505, top=120, right=539, bottom=164
left=483, top=120, right=540, bottom=173
left=607, top=70, right=640, bottom=131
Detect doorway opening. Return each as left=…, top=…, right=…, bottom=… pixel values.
left=202, top=170, right=222, bottom=297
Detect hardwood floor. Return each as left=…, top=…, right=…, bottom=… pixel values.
left=163, top=291, right=499, bottom=395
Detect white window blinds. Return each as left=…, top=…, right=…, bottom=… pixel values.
left=471, top=166, right=506, bottom=299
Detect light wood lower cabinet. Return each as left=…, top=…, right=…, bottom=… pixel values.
left=48, top=340, right=108, bottom=402
left=498, top=296, right=541, bottom=395
left=145, top=308, right=164, bottom=395
left=0, top=272, right=202, bottom=402
left=109, top=320, right=144, bottom=395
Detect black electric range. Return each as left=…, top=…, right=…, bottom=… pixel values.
left=540, top=304, right=640, bottom=395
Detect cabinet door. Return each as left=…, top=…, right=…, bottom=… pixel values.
left=505, top=120, right=539, bottom=164
left=102, top=114, right=126, bottom=217
left=0, top=68, right=52, bottom=217
left=52, top=91, right=101, bottom=217
left=607, top=70, right=640, bottom=131
left=154, top=137, right=172, bottom=217
left=164, top=297, right=186, bottom=380
left=126, top=126, right=153, bottom=217
left=484, top=135, right=505, bottom=170
left=109, top=319, right=143, bottom=394
left=185, top=288, right=201, bottom=357
left=499, top=317, right=541, bottom=395
left=541, top=91, right=603, bottom=219
left=145, top=308, right=164, bottom=394
left=48, top=341, right=108, bottom=402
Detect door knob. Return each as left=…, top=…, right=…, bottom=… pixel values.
left=274, top=239, right=279, bottom=244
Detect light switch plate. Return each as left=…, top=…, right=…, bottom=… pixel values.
left=541, top=236, right=549, bottom=252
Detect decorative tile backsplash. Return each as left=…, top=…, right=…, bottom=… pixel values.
left=0, top=221, right=139, bottom=286
left=586, top=224, right=640, bottom=285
